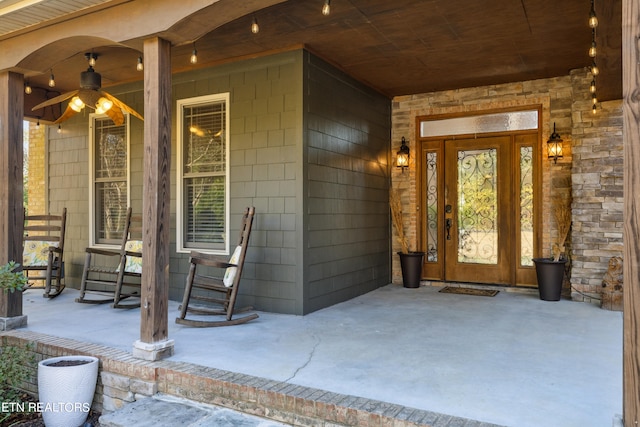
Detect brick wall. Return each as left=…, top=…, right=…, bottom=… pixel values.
left=26, top=122, right=46, bottom=215
left=2, top=330, right=455, bottom=427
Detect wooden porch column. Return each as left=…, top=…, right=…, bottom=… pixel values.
left=623, top=0, right=640, bottom=423
left=0, top=71, right=26, bottom=330
left=133, top=37, right=174, bottom=360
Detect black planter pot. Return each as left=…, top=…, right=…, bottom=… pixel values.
left=398, top=252, right=425, bottom=288
left=533, top=258, right=568, bottom=301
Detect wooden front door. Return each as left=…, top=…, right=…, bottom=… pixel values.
left=420, top=133, right=538, bottom=286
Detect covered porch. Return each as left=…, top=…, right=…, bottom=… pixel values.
left=0, top=0, right=638, bottom=424
left=3, top=284, right=622, bottom=427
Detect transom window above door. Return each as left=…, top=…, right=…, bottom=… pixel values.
left=420, top=110, right=538, bottom=138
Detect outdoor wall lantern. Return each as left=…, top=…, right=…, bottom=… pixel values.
left=396, top=137, right=410, bottom=171
left=547, top=123, right=563, bottom=164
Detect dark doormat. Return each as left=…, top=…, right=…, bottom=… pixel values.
left=439, top=286, right=499, bottom=297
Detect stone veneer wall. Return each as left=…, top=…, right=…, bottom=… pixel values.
left=391, top=70, right=623, bottom=299
left=569, top=71, right=624, bottom=301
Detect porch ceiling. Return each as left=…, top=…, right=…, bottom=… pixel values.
left=11, top=0, right=622, bottom=117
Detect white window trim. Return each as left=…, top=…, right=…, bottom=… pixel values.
left=88, top=113, right=131, bottom=249
left=176, top=93, right=230, bottom=255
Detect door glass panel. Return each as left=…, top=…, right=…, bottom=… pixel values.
left=520, top=146, right=534, bottom=266
left=457, top=148, right=498, bottom=264
left=426, top=152, right=438, bottom=262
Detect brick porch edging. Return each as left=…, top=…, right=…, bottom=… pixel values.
left=1, top=330, right=502, bottom=427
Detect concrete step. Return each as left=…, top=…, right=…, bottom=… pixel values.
left=99, top=394, right=290, bottom=427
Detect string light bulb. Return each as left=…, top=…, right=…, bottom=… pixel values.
left=136, top=56, right=144, bottom=71
left=592, top=104, right=598, bottom=115
left=48, top=70, right=55, bottom=87
left=589, top=0, right=598, bottom=28
left=251, top=17, right=259, bottom=34
left=57, top=125, right=62, bottom=134
left=587, top=0, right=599, bottom=110
left=190, top=44, right=198, bottom=64
left=36, top=119, right=40, bottom=129
left=322, top=0, right=331, bottom=16
left=589, top=40, right=597, bottom=58
left=24, top=82, right=32, bottom=95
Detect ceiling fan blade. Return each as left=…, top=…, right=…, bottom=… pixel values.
left=104, top=105, right=125, bottom=126
left=53, top=103, right=79, bottom=124
left=101, top=91, right=144, bottom=121
left=31, top=90, right=79, bottom=111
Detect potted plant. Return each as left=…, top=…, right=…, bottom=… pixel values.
left=0, top=261, right=28, bottom=293
left=38, top=355, right=99, bottom=427
left=390, top=188, right=424, bottom=288
left=533, top=196, right=571, bottom=301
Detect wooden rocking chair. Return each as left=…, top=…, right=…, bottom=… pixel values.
left=176, top=207, right=257, bottom=327
left=75, top=207, right=142, bottom=308
left=22, top=208, right=67, bottom=298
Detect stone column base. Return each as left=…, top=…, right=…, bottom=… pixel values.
left=133, top=339, right=175, bottom=361
left=0, top=315, right=28, bottom=331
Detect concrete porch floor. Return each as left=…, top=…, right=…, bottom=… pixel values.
left=17, top=283, right=622, bottom=427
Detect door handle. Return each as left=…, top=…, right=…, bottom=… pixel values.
left=446, top=218, right=452, bottom=240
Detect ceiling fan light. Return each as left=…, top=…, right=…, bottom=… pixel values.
left=70, top=102, right=83, bottom=113
left=96, top=97, right=113, bottom=114
left=72, top=96, right=85, bottom=108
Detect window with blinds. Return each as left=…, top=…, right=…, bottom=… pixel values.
left=91, top=115, right=129, bottom=246
left=177, top=93, right=229, bottom=253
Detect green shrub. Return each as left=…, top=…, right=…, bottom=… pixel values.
left=0, top=261, right=28, bottom=293
left=0, top=343, right=36, bottom=423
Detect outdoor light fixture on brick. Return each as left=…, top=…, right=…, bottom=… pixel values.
left=396, top=136, right=410, bottom=171
left=547, top=123, right=563, bottom=164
